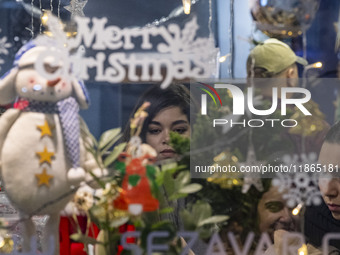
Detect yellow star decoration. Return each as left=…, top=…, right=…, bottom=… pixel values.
left=36, top=147, right=55, bottom=165
left=35, top=168, right=54, bottom=187
left=37, top=120, right=53, bottom=137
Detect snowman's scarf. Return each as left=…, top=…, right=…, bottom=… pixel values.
left=15, top=97, right=80, bottom=168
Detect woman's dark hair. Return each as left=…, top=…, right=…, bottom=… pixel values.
left=123, top=83, right=197, bottom=142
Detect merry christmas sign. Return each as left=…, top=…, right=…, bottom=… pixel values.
left=35, top=15, right=218, bottom=88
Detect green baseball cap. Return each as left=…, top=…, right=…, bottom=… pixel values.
left=248, top=38, right=308, bottom=74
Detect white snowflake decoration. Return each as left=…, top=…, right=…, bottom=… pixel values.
left=272, top=153, right=322, bottom=207
left=0, top=29, right=11, bottom=71
left=0, top=36, right=11, bottom=55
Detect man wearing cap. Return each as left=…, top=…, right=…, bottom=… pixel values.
left=246, top=38, right=308, bottom=97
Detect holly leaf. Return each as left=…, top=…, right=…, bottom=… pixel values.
left=146, top=165, right=157, bottom=179
left=128, top=175, right=141, bottom=187
left=115, top=161, right=126, bottom=175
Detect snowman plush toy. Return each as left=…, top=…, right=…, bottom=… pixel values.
left=0, top=37, right=98, bottom=254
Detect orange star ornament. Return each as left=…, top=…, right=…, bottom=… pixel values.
left=35, top=168, right=54, bottom=187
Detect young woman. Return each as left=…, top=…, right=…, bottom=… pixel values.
left=123, top=83, right=196, bottom=161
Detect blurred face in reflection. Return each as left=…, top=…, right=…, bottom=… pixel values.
left=146, top=106, right=190, bottom=161
left=257, top=185, right=299, bottom=240
left=318, top=142, right=340, bottom=220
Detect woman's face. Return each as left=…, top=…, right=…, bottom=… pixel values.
left=318, top=142, right=340, bottom=220
left=257, top=185, right=299, bottom=241
left=145, top=106, right=190, bottom=161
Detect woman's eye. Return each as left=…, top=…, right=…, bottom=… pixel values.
left=148, top=128, right=161, bottom=135
left=173, top=127, right=188, bottom=134
left=265, top=202, right=284, bottom=213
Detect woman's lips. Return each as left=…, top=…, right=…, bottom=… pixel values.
left=327, top=203, right=340, bottom=213
left=160, top=149, right=176, bottom=158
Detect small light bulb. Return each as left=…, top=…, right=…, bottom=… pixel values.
left=41, top=12, right=49, bottom=26
left=219, top=56, right=227, bottom=62
left=292, top=203, right=303, bottom=216
left=219, top=53, right=231, bottom=63
left=182, top=0, right=191, bottom=14
left=298, top=244, right=308, bottom=255
left=292, top=208, right=300, bottom=215
left=313, top=62, right=322, bottom=68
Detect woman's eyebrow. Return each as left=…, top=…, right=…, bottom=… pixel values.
left=149, top=121, right=161, bottom=126
left=172, top=120, right=189, bottom=125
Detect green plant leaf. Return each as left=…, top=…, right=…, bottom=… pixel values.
left=197, top=215, right=230, bottom=227
left=170, top=131, right=190, bottom=155
left=192, top=201, right=212, bottom=226
left=98, top=128, right=121, bottom=150
left=100, top=134, right=123, bottom=156
left=159, top=207, right=174, bottom=214
left=174, top=171, right=190, bottom=189
left=109, top=217, right=130, bottom=228
left=169, top=192, right=188, bottom=201
left=89, top=170, right=106, bottom=189
left=180, top=210, right=196, bottom=230
left=103, top=142, right=127, bottom=167
left=128, top=175, right=141, bottom=186
left=161, top=162, right=178, bottom=172
left=178, top=183, right=202, bottom=194
left=70, top=234, right=100, bottom=245
left=162, top=170, right=175, bottom=196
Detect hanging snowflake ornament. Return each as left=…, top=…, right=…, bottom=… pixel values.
left=64, top=0, right=88, bottom=18
left=0, top=29, right=11, bottom=71
left=0, top=36, right=11, bottom=55
left=272, top=152, right=322, bottom=207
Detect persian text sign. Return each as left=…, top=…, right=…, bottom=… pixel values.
left=66, top=16, right=216, bottom=87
